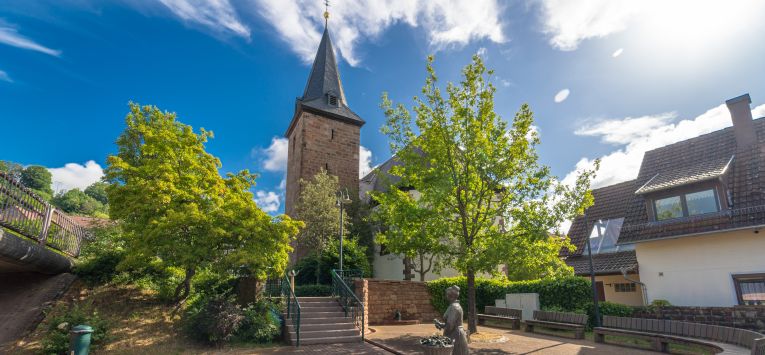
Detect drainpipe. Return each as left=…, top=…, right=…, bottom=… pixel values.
left=620, top=267, right=648, bottom=306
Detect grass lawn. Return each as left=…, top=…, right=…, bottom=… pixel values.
left=8, top=280, right=285, bottom=354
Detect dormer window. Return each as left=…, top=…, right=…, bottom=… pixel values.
left=327, top=94, right=338, bottom=106
left=653, top=188, right=720, bottom=221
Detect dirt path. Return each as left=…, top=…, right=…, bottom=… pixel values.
left=0, top=272, right=76, bottom=347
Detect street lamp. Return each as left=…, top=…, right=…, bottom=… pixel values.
left=336, top=188, right=352, bottom=271
left=587, top=217, right=605, bottom=327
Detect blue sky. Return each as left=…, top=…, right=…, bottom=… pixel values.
left=2, top=0, right=765, bottom=214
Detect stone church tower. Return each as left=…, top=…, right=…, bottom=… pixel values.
left=284, top=24, right=365, bottom=222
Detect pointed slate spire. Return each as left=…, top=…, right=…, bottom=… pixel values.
left=301, top=27, right=346, bottom=104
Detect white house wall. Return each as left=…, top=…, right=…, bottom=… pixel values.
left=635, top=227, right=765, bottom=306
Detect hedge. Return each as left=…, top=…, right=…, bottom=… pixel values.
left=427, top=276, right=592, bottom=315
left=293, top=284, right=332, bottom=297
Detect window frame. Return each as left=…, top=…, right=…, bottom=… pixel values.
left=732, top=273, right=765, bottom=306
left=650, top=185, right=721, bottom=221
left=614, top=282, right=637, bottom=293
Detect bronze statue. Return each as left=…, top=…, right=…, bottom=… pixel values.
left=434, top=285, right=469, bottom=354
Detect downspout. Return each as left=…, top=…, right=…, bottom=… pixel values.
left=620, top=267, right=648, bottom=306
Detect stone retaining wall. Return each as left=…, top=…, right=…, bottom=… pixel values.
left=632, top=306, right=765, bottom=332
left=355, top=279, right=439, bottom=326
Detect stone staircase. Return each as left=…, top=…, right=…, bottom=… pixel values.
left=285, top=296, right=362, bottom=345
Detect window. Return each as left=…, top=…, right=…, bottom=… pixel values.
left=653, top=188, right=719, bottom=221
left=328, top=94, right=338, bottom=106
left=325, top=163, right=330, bottom=173
left=331, top=129, right=335, bottom=140
left=614, top=283, right=636, bottom=293
left=655, top=196, right=683, bottom=220
left=733, top=274, right=765, bottom=305
left=587, top=218, right=632, bottom=255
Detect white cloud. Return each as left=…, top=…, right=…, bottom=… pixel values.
left=48, top=161, right=104, bottom=193
left=499, top=79, right=511, bottom=87
left=258, top=137, right=289, bottom=172
left=612, top=48, right=623, bottom=57
left=253, top=0, right=505, bottom=66
left=537, top=0, right=765, bottom=51
left=0, top=25, right=61, bottom=56
left=476, top=46, right=488, bottom=58
left=359, top=145, right=373, bottom=178
left=255, top=190, right=281, bottom=213
left=0, top=70, right=11, bottom=83
left=158, top=0, right=250, bottom=38
left=554, top=89, right=570, bottom=103
left=563, top=102, right=765, bottom=189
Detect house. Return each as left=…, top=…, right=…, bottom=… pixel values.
left=563, top=93, right=765, bottom=307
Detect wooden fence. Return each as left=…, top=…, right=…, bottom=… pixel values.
left=0, top=171, right=86, bottom=257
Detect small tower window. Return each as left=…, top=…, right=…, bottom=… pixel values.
left=328, top=94, right=338, bottom=106
left=325, top=163, right=330, bottom=173
left=331, top=129, right=335, bottom=140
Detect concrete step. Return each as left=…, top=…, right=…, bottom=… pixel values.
left=297, top=297, right=337, bottom=303
left=294, top=311, right=346, bottom=319
left=300, top=305, right=342, bottom=313
left=292, top=335, right=363, bottom=345
left=288, top=316, right=350, bottom=325
left=287, top=328, right=360, bottom=340
left=286, top=322, right=355, bottom=332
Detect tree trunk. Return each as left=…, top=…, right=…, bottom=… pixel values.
left=315, top=252, right=321, bottom=285
left=419, top=253, right=426, bottom=282
left=466, top=267, right=477, bottom=334
left=174, top=266, right=196, bottom=303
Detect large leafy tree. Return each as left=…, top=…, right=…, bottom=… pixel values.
left=0, top=161, right=23, bottom=182
left=374, top=55, right=596, bottom=333
left=20, top=165, right=53, bottom=200
left=51, top=188, right=106, bottom=216
left=293, top=169, right=348, bottom=284
left=84, top=181, right=109, bottom=205
left=106, top=103, right=300, bottom=301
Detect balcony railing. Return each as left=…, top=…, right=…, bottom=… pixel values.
left=0, top=171, right=87, bottom=257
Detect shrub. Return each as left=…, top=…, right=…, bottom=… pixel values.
left=587, top=301, right=636, bottom=327
left=73, top=250, right=125, bottom=285
left=650, top=299, right=672, bottom=307
left=293, top=238, right=371, bottom=285
left=427, top=276, right=592, bottom=315
left=184, top=296, right=245, bottom=345
left=41, top=303, right=110, bottom=355
left=294, top=284, right=332, bottom=297
left=234, top=299, right=282, bottom=343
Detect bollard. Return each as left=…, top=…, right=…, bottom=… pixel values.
left=69, top=324, right=93, bottom=355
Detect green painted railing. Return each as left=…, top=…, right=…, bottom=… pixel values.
left=281, top=274, right=301, bottom=346
left=331, top=269, right=365, bottom=341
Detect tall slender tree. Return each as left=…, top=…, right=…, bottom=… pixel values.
left=374, top=55, right=597, bottom=333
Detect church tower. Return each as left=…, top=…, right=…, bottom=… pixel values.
left=284, top=14, right=365, bottom=220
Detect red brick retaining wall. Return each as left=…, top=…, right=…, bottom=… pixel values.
left=355, top=279, right=439, bottom=326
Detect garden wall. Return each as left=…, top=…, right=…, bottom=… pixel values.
left=633, top=306, right=765, bottom=332
left=355, top=279, right=439, bottom=326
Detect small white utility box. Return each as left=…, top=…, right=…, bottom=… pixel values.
left=505, top=293, right=539, bottom=320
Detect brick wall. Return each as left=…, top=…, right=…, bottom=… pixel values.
left=633, top=306, right=765, bottom=332
left=355, top=279, right=439, bottom=325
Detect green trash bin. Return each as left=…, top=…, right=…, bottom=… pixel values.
left=69, top=324, right=93, bottom=355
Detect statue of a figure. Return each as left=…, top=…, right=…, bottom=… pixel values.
left=434, top=285, right=469, bottom=355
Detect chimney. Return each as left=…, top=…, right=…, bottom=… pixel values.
left=726, top=93, right=756, bottom=148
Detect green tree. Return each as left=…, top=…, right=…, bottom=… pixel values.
left=51, top=188, right=106, bottom=216
left=20, top=165, right=53, bottom=200
left=503, top=235, right=575, bottom=281
left=84, top=181, right=109, bottom=205
left=106, top=103, right=300, bottom=301
left=293, top=169, right=348, bottom=284
left=0, top=160, right=23, bottom=182
left=374, top=55, right=597, bottom=333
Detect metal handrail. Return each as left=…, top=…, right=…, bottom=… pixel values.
left=282, top=274, right=301, bottom=346
left=331, top=269, right=365, bottom=340
left=0, top=171, right=86, bottom=257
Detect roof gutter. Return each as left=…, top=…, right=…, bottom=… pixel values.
left=619, top=223, right=765, bottom=245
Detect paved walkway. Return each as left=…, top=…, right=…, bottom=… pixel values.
left=241, top=342, right=392, bottom=354
left=0, top=272, right=76, bottom=347
left=367, top=324, right=656, bottom=354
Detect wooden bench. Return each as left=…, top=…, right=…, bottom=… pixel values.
left=524, top=310, right=587, bottom=339
left=594, top=316, right=765, bottom=355
left=477, top=306, right=521, bottom=330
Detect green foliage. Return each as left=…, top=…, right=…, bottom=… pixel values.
left=427, top=276, right=592, bottom=315
left=20, top=165, right=53, bottom=198
left=650, top=299, right=672, bottom=307
left=105, top=103, right=301, bottom=302
left=234, top=300, right=282, bottom=343
left=504, top=235, right=575, bottom=281
left=84, top=181, right=109, bottom=205
left=52, top=188, right=107, bottom=216
left=587, top=301, right=636, bottom=328
left=293, top=238, right=371, bottom=285
left=184, top=295, right=244, bottom=345
left=293, top=284, right=332, bottom=297
left=375, top=55, right=597, bottom=331
left=0, top=160, right=23, bottom=181
left=346, top=197, right=376, bottom=269
left=74, top=250, right=125, bottom=285
left=41, top=303, right=110, bottom=355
